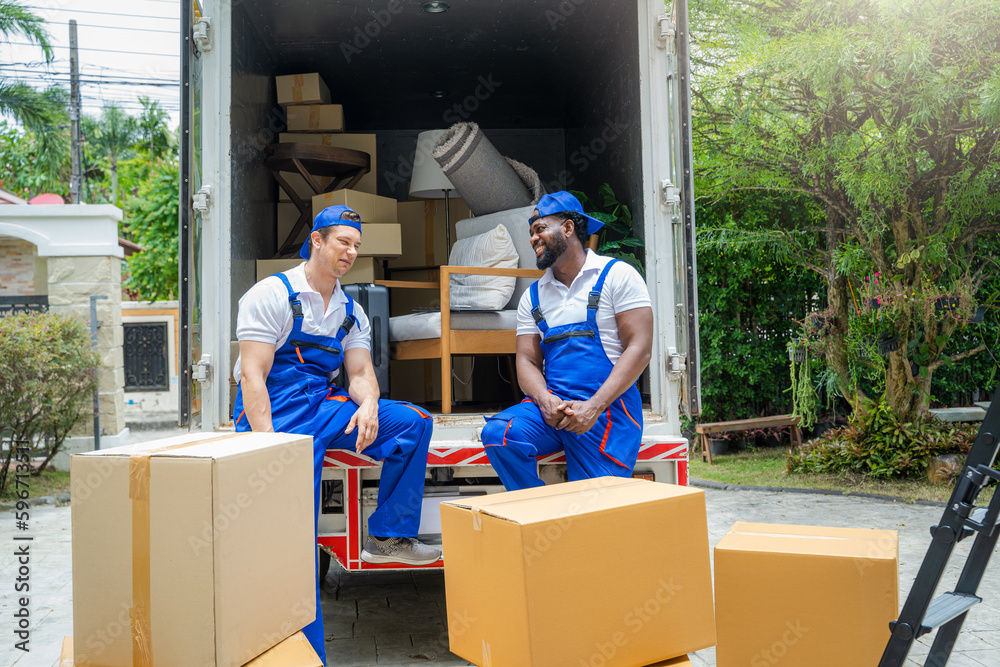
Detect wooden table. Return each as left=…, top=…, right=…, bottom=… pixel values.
left=695, top=414, right=802, bottom=465
left=265, top=143, right=371, bottom=257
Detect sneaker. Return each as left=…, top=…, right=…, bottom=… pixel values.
left=361, top=536, right=442, bottom=566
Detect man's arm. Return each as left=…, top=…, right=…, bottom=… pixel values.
left=516, top=334, right=570, bottom=427
left=342, top=347, right=380, bottom=453
left=239, top=340, right=277, bottom=432
left=556, top=306, right=653, bottom=434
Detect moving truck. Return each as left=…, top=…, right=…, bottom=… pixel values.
left=178, top=0, right=701, bottom=571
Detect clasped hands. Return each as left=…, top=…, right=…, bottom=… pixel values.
left=537, top=393, right=602, bottom=435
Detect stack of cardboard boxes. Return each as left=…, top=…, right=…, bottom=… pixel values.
left=60, top=432, right=323, bottom=666
left=440, top=477, right=900, bottom=667
left=262, top=72, right=401, bottom=285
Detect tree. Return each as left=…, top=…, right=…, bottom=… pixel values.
left=0, top=0, right=53, bottom=128
left=136, top=96, right=176, bottom=160
left=125, top=159, right=179, bottom=301
left=85, top=103, right=139, bottom=205
left=693, top=0, right=1000, bottom=422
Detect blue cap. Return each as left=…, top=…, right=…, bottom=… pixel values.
left=530, top=191, right=605, bottom=236
left=299, top=205, right=362, bottom=259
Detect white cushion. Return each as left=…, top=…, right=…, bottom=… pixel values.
left=447, top=223, right=519, bottom=310
left=455, top=205, right=537, bottom=310
left=390, top=310, right=520, bottom=342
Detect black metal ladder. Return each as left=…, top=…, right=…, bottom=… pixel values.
left=880, top=385, right=1000, bottom=666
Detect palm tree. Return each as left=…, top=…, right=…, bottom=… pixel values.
left=137, top=96, right=176, bottom=160
left=0, top=0, right=55, bottom=128
left=87, top=104, right=139, bottom=204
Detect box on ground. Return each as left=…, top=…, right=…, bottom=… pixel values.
left=312, top=189, right=398, bottom=224
left=645, top=657, right=692, bottom=666
left=390, top=199, right=473, bottom=269
left=280, top=132, right=377, bottom=194
left=59, top=632, right=321, bottom=667
left=256, top=258, right=383, bottom=284
left=441, top=477, right=716, bottom=667
left=276, top=73, right=330, bottom=106
left=71, top=432, right=316, bottom=667
left=714, top=522, right=898, bottom=667
left=286, top=104, right=344, bottom=132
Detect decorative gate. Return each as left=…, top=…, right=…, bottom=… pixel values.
left=123, top=322, right=169, bottom=391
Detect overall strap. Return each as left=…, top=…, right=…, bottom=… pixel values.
left=587, top=259, right=620, bottom=324
left=336, top=293, right=357, bottom=342
left=529, top=281, right=549, bottom=334
left=272, top=273, right=303, bottom=320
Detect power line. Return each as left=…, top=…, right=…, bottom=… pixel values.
left=4, top=42, right=180, bottom=58
left=1, top=69, right=180, bottom=86
left=65, top=22, right=178, bottom=35
left=22, top=6, right=179, bottom=21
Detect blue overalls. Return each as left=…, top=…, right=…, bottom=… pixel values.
left=232, top=273, right=432, bottom=664
left=482, top=259, right=643, bottom=490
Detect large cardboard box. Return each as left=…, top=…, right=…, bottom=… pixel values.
left=286, top=104, right=344, bottom=132
left=390, top=199, right=473, bottom=268
left=59, top=632, right=321, bottom=667
left=312, top=189, right=398, bottom=224
left=714, top=522, right=899, bottom=667
left=441, top=477, right=716, bottom=667
left=255, top=258, right=383, bottom=285
left=71, top=432, right=316, bottom=667
left=280, top=133, right=377, bottom=195
left=276, top=73, right=330, bottom=106
left=388, top=358, right=474, bottom=404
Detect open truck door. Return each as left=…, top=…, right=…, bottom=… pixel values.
left=180, top=0, right=232, bottom=430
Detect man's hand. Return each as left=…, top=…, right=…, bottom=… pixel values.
left=537, top=392, right=571, bottom=428
left=556, top=399, right=604, bottom=435
left=345, top=397, right=379, bottom=453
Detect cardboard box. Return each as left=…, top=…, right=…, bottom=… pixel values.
left=388, top=358, right=474, bottom=404
left=312, top=189, right=398, bottom=224
left=255, top=258, right=383, bottom=285
left=389, top=199, right=473, bottom=268
left=714, top=522, right=899, bottom=667
left=278, top=172, right=333, bottom=203
left=645, top=657, right=692, bottom=667
left=59, top=632, right=321, bottom=667
left=280, top=133, right=377, bottom=195
left=71, top=432, right=316, bottom=667
left=276, top=73, right=330, bottom=106
left=441, top=477, right=716, bottom=666
left=286, top=104, right=344, bottom=132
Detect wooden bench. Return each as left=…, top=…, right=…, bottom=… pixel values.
left=695, top=415, right=802, bottom=465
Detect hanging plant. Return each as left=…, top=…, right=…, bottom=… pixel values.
left=788, top=342, right=819, bottom=430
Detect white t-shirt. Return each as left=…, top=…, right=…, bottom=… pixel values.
left=233, top=262, right=371, bottom=383
left=516, top=250, right=652, bottom=365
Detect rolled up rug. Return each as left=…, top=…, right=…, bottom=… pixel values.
left=432, top=122, right=541, bottom=216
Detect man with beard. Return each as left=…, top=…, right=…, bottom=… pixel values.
left=481, top=191, right=653, bottom=490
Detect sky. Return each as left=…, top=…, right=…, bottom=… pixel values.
left=1, top=0, right=182, bottom=128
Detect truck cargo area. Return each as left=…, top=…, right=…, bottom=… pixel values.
left=228, top=0, right=645, bottom=328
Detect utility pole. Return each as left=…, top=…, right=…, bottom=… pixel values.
left=69, top=20, right=82, bottom=204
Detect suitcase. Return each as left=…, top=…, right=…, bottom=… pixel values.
left=342, top=283, right=390, bottom=396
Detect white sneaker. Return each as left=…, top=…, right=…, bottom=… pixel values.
left=361, top=536, right=441, bottom=566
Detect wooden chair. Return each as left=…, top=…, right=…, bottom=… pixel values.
left=377, top=205, right=543, bottom=413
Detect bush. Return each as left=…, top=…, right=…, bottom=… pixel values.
left=787, top=398, right=978, bottom=479
left=0, top=311, right=99, bottom=495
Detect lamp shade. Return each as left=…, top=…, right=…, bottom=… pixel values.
left=409, top=129, right=454, bottom=199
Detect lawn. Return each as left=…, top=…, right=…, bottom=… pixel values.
left=689, top=447, right=994, bottom=504
left=1, top=468, right=71, bottom=504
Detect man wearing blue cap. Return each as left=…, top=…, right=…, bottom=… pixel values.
left=232, top=205, right=439, bottom=663
left=482, top=191, right=653, bottom=490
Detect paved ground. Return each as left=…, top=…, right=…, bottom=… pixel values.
left=2, top=441, right=998, bottom=666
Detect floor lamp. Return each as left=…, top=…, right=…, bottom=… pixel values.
left=409, top=129, right=457, bottom=254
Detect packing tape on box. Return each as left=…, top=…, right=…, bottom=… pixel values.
left=127, top=433, right=242, bottom=666
left=321, top=134, right=332, bottom=146
left=292, top=74, right=304, bottom=103
left=471, top=508, right=483, bottom=531
left=309, top=106, right=320, bottom=130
